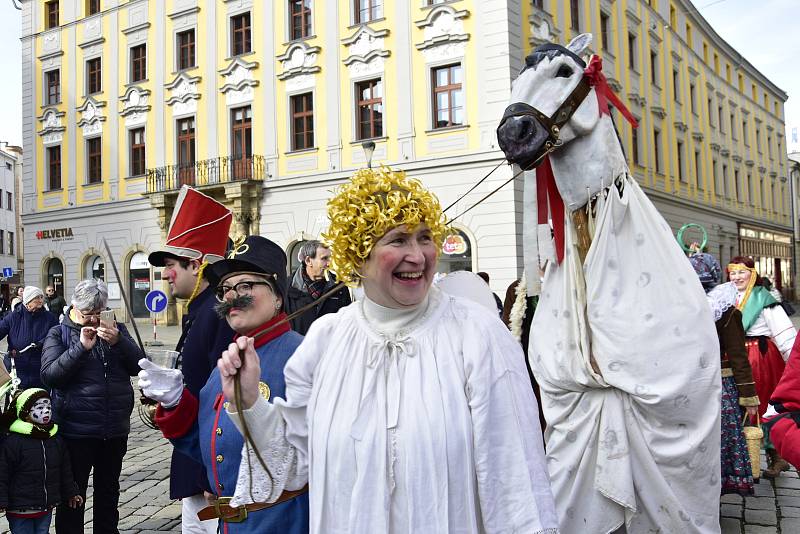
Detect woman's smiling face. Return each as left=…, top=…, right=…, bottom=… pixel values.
left=360, top=224, right=438, bottom=309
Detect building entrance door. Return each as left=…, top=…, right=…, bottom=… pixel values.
left=128, top=252, right=150, bottom=317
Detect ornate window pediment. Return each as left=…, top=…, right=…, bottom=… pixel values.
left=341, top=26, right=390, bottom=78
left=414, top=6, right=470, bottom=62
left=220, top=57, right=260, bottom=105
left=119, top=86, right=151, bottom=127
left=37, top=108, right=65, bottom=145
left=76, top=97, right=106, bottom=137
left=277, top=42, right=320, bottom=80
left=165, top=72, right=202, bottom=115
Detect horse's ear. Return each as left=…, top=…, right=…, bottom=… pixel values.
left=566, top=33, right=593, bottom=57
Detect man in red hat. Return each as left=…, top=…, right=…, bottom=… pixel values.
left=148, top=186, right=235, bottom=534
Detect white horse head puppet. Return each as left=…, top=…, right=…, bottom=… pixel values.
left=497, top=35, right=722, bottom=534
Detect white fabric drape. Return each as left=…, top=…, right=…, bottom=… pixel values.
left=229, top=288, right=559, bottom=534
left=529, top=177, right=722, bottom=534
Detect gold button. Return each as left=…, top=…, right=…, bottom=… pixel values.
left=216, top=455, right=224, bottom=463
left=223, top=401, right=230, bottom=410
left=216, top=427, right=222, bottom=436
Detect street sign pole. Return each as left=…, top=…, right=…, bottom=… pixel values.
left=144, top=290, right=168, bottom=347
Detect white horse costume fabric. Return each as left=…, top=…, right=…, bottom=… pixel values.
left=498, top=34, right=721, bottom=534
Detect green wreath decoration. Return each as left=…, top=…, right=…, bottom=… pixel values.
left=677, top=223, right=708, bottom=253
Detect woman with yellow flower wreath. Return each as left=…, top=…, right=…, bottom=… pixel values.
left=216, top=168, right=559, bottom=533
left=728, top=255, right=797, bottom=478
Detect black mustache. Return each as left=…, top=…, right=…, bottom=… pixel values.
left=214, top=295, right=255, bottom=319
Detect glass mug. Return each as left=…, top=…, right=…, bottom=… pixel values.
left=146, top=350, right=179, bottom=370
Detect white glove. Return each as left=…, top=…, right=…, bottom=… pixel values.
left=763, top=404, right=779, bottom=418
left=138, top=358, right=184, bottom=409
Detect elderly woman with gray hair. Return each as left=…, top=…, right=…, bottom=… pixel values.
left=41, top=279, right=144, bottom=534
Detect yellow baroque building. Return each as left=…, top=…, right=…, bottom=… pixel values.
left=20, top=0, right=793, bottom=321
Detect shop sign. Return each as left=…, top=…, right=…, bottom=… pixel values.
left=36, top=228, right=74, bottom=241
left=133, top=278, right=150, bottom=290
left=442, top=234, right=468, bottom=255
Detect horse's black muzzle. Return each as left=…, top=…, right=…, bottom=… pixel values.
left=496, top=103, right=551, bottom=170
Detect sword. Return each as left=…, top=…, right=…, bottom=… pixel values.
left=102, top=238, right=146, bottom=354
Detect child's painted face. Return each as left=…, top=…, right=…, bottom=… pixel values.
left=29, top=398, right=52, bottom=425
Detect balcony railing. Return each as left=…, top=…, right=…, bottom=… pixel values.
left=145, top=155, right=267, bottom=193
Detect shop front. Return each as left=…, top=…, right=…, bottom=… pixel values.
left=739, top=225, right=793, bottom=299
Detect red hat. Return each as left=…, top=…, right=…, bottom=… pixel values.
left=148, top=186, right=233, bottom=267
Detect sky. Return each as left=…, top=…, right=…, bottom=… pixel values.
left=0, top=0, right=795, bottom=152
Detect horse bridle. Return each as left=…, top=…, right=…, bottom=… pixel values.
left=497, top=74, right=592, bottom=169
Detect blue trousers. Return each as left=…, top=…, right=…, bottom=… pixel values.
left=6, top=511, right=52, bottom=534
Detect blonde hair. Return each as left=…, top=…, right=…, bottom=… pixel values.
left=322, top=167, right=447, bottom=286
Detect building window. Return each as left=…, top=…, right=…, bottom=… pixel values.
left=600, top=12, right=610, bottom=51
left=670, top=5, right=677, bottom=28
left=746, top=173, right=753, bottom=205
left=730, top=113, right=735, bottom=139
left=768, top=135, right=773, bottom=159
left=356, top=78, right=383, bottom=140
left=532, top=0, right=544, bottom=8
left=708, top=98, right=713, bottom=127
left=650, top=51, right=658, bottom=86
left=677, top=140, right=684, bottom=182
left=231, top=12, right=252, bottom=56
left=712, top=159, right=719, bottom=193
left=8, top=231, right=13, bottom=256
left=718, top=106, right=725, bottom=133
left=734, top=169, right=740, bottom=202
left=45, top=1, right=59, bottom=29
left=742, top=120, right=748, bottom=145
left=672, top=69, right=679, bottom=101
left=631, top=124, right=640, bottom=167
left=355, top=0, right=382, bottom=24
left=627, top=33, right=637, bottom=70
left=694, top=150, right=701, bottom=189
left=703, top=42, right=708, bottom=63
left=230, top=106, right=253, bottom=179
left=177, top=29, right=196, bottom=70
left=177, top=117, right=196, bottom=186
left=0, top=231, right=4, bottom=256
left=86, top=0, right=100, bottom=15
left=291, top=93, right=314, bottom=151
left=689, top=84, right=696, bottom=114
left=756, top=128, right=761, bottom=153
left=130, top=44, right=146, bottom=83
left=47, top=146, right=61, bottom=190
left=290, top=0, right=312, bottom=40
left=130, top=128, right=146, bottom=177
left=653, top=129, right=661, bottom=174
left=46, top=69, right=60, bottom=105
left=87, top=137, right=102, bottom=184
left=432, top=63, right=463, bottom=129
left=722, top=164, right=729, bottom=197
left=760, top=176, right=765, bottom=207
left=685, top=23, right=693, bottom=48
left=86, top=57, right=101, bottom=94
left=570, top=0, right=580, bottom=31
left=6, top=191, right=11, bottom=211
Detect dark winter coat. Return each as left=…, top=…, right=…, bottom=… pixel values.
left=40, top=308, right=144, bottom=439
left=285, top=268, right=351, bottom=335
left=44, top=294, right=67, bottom=319
left=0, top=305, right=58, bottom=390
left=0, top=432, right=78, bottom=511
left=169, top=285, right=235, bottom=500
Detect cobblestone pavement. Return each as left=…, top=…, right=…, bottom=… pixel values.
left=3, top=316, right=800, bottom=532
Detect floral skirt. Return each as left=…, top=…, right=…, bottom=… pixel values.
left=721, top=375, right=755, bottom=496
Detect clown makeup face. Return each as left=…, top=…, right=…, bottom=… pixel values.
left=729, top=267, right=753, bottom=292
left=29, top=398, right=52, bottom=425
left=361, top=224, right=438, bottom=308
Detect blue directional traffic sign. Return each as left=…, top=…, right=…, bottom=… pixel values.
left=2, top=267, right=13, bottom=278
left=144, top=290, right=168, bottom=313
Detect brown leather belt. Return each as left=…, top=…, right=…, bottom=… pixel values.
left=197, top=486, right=309, bottom=523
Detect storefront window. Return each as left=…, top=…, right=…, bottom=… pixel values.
left=46, top=258, right=64, bottom=297
left=129, top=251, right=150, bottom=317
left=84, top=254, right=105, bottom=281
left=436, top=229, right=473, bottom=274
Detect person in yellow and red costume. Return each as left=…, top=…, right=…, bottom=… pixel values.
left=728, top=256, right=797, bottom=478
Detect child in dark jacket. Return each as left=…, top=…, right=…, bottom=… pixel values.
left=0, top=388, right=82, bottom=533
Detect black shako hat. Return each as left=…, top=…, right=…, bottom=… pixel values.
left=204, top=235, right=288, bottom=300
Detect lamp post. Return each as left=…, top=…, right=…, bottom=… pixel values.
left=361, top=141, right=376, bottom=169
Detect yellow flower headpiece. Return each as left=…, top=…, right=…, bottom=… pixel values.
left=728, top=262, right=758, bottom=310
left=322, top=167, right=447, bottom=287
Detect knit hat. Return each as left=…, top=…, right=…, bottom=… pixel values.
left=22, top=286, right=44, bottom=305
left=9, top=388, right=57, bottom=438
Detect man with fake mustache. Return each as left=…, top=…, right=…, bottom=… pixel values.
left=139, top=235, right=309, bottom=533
